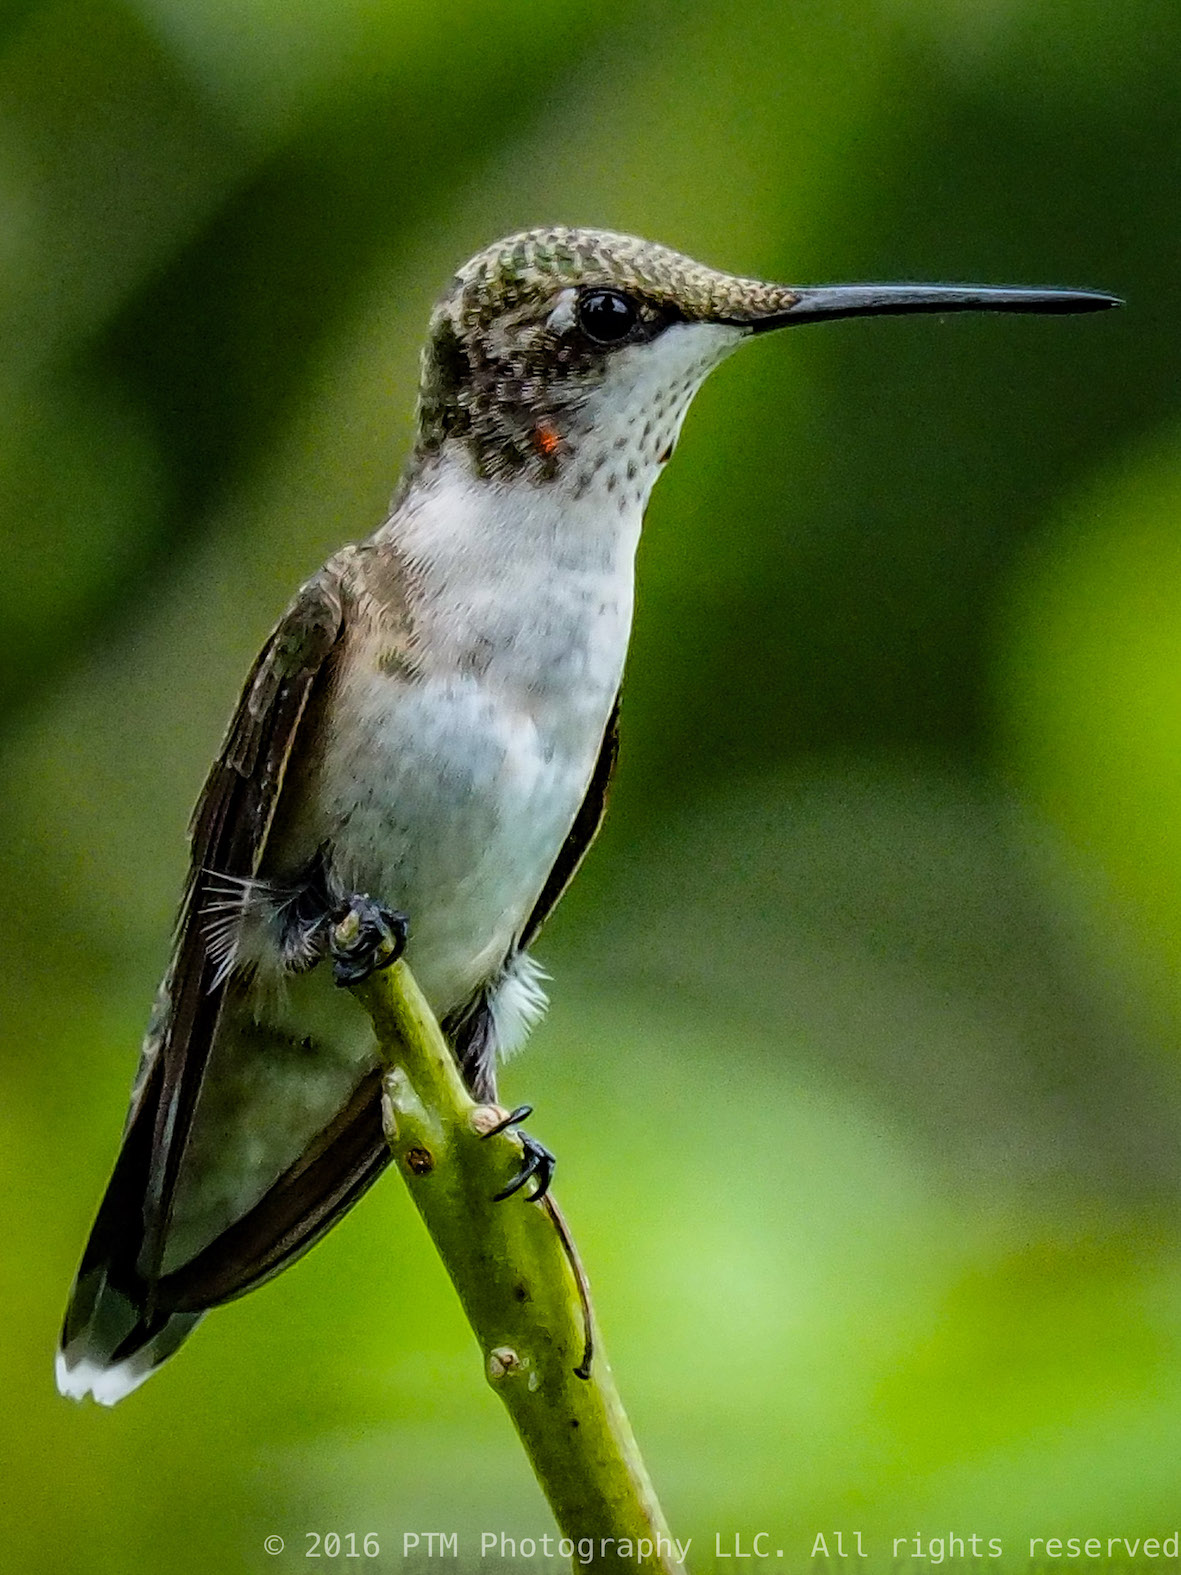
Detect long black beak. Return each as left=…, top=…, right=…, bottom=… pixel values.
left=747, top=282, right=1122, bottom=331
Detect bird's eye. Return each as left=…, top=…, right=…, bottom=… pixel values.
left=577, top=289, right=639, bottom=344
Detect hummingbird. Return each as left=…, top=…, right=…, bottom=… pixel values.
left=56, top=227, right=1118, bottom=1404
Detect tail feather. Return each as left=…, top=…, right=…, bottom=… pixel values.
left=56, top=1274, right=201, bottom=1405
left=57, top=1055, right=203, bottom=1404
left=57, top=1058, right=390, bottom=1404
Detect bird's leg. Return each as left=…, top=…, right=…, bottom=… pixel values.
left=329, top=894, right=408, bottom=987
left=449, top=1004, right=558, bottom=1204
left=268, top=852, right=407, bottom=986
left=273, top=875, right=335, bottom=973
left=481, top=1103, right=557, bottom=1203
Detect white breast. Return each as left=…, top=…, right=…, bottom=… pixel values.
left=318, top=454, right=642, bottom=1018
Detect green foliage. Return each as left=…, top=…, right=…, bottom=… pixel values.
left=1, top=1, right=1178, bottom=1570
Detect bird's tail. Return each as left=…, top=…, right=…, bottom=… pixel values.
left=56, top=1262, right=202, bottom=1406
left=56, top=1065, right=203, bottom=1406
left=57, top=1052, right=391, bottom=1405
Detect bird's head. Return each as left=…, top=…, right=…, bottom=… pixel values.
left=413, top=226, right=1118, bottom=505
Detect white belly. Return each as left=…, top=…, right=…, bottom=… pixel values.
left=319, top=663, right=614, bottom=1015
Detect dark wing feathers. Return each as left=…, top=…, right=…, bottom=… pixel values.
left=138, top=562, right=347, bottom=1288
left=157, top=1068, right=387, bottom=1311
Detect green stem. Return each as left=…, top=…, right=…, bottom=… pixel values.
left=351, top=959, right=685, bottom=1575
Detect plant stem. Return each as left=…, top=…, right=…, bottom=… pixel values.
left=351, top=959, right=686, bottom=1575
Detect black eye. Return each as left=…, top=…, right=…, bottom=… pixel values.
left=577, top=289, right=639, bottom=344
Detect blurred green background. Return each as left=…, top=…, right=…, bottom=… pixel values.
left=2, top=0, right=1180, bottom=1570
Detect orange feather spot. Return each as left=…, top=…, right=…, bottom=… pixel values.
left=533, top=422, right=561, bottom=457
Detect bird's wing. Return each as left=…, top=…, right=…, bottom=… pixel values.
left=137, top=554, right=350, bottom=1283
left=155, top=1063, right=389, bottom=1310
left=518, top=690, right=621, bottom=951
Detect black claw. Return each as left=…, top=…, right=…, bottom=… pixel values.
left=330, top=895, right=408, bottom=987
left=492, top=1136, right=557, bottom=1203
left=483, top=1109, right=555, bottom=1202
left=481, top=1103, right=534, bottom=1138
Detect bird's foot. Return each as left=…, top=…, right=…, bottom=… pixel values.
left=481, top=1104, right=556, bottom=1202
left=330, top=895, right=408, bottom=986
left=477, top=1103, right=589, bottom=1374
